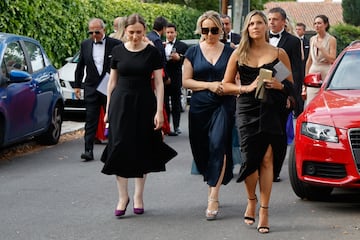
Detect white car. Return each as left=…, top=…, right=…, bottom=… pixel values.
left=58, top=52, right=85, bottom=111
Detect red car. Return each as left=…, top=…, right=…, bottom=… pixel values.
left=289, top=40, right=360, bottom=200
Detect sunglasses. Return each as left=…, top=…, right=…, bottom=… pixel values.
left=88, top=31, right=101, bottom=35
left=201, top=27, right=219, bottom=35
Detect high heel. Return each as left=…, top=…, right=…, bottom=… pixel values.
left=244, top=195, right=257, bottom=225
left=133, top=200, right=144, bottom=215
left=205, top=198, right=219, bottom=221
left=115, top=198, right=130, bottom=217
left=257, top=206, right=270, bottom=234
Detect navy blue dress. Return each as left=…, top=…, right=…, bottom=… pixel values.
left=185, top=44, right=235, bottom=186
left=235, top=59, right=288, bottom=182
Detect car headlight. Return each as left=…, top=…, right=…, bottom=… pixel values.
left=301, top=122, right=339, bottom=143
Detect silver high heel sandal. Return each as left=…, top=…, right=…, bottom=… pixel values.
left=205, top=198, right=219, bottom=221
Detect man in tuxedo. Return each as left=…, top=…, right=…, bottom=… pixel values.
left=220, top=14, right=241, bottom=48
left=164, top=23, right=188, bottom=136
left=295, top=23, right=310, bottom=74
left=74, top=18, right=121, bottom=161
left=268, top=7, right=303, bottom=181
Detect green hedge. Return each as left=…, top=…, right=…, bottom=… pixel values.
left=330, top=24, right=360, bottom=54
left=0, top=0, right=201, bottom=68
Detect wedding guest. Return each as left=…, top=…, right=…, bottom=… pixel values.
left=101, top=14, right=177, bottom=217
left=164, top=23, right=188, bottom=136
left=223, top=10, right=293, bottom=233
left=74, top=18, right=121, bottom=161
left=268, top=7, right=300, bottom=181
left=183, top=10, right=235, bottom=221
left=305, top=14, right=337, bottom=105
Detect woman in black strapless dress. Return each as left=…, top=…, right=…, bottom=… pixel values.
left=223, top=10, right=293, bottom=234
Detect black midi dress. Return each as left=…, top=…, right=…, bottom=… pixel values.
left=101, top=44, right=177, bottom=178
left=235, top=59, right=288, bottom=182
left=185, top=44, right=235, bottom=186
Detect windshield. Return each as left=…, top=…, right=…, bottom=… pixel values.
left=328, top=50, right=360, bottom=90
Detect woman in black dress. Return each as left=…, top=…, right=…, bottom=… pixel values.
left=101, top=14, right=176, bottom=217
left=223, top=10, right=293, bottom=233
left=183, top=10, right=235, bottom=220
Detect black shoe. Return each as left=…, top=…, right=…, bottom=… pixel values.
left=273, top=176, right=281, bottom=182
left=81, top=150, right=94, bottom=161
left=175, top=128, right=182, bottom=135
left=167, top=131, right=178, bottom=136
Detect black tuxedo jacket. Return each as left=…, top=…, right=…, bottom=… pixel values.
left=277, top=31, right=303, bottom=87
left=165, top=39, right=188, bottom=88
left=302, top=36, right=310, bottom=62
left=230, top=32, right=241, bottom=45
left=74, top=36, right=122, bottom=89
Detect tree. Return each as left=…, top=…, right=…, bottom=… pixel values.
left=342, top=0, right=360, bottom=26
left=142, top=0, right=218, bottom=11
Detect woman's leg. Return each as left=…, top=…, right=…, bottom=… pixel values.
left=116, top=176, right=129, bottom=210
left=257, top=145, right=273, bottom=233
left=207, top=156, right=226, bottom=219
left=243, top=170, right=259, bottom=225
left=134, top=175, right=146, bottom=209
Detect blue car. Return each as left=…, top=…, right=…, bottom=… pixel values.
left=0, top=33, right=64, bottom=148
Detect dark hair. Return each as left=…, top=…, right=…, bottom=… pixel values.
left=220, top=14, right=231, bottom=21
left=167, top=23, right=177, bottom=31
left=268, top=7, right=287, bottom=20
left=153, top=16, right=168, bottom=31
left=314, top=14, right=330, bottom=32
left=125, top=13, right=146, bottom=29
left=296, top=22, right=306, bottom=30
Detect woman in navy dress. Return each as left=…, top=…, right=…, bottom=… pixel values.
left=101, top=14, right=177, bottom=217
left=183, top=10, right=235, bottom=220
left=223, top=10, right=293, bottom=233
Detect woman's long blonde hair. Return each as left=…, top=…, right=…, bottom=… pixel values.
left=236, top=10, right=269, bottom=64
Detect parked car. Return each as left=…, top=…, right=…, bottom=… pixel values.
left=289, top=40, right=360, bottom=200
left=0, top=33, right=64, bottom=148
left=58, top=52, right=86, bottom=111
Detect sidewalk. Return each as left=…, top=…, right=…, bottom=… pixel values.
left=61, top=121, right=84, bottom=135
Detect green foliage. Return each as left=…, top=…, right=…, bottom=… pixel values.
left=143, top=0, right=218, bottom=11
left=0, top=0, right=201, bottom=68
left=330, top=24, right=360, bottom=54
left=342, top=0, right=360, bottom=26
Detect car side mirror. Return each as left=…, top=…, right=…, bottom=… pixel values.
left=304, top=73, right=322, bottom=88
left=9, top=70, right=32, bottom=83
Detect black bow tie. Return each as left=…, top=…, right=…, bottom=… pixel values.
left=270, top=33, right=280, bottom=38
left=168, top=41, right=173, bottom=45
left=94, top=41, right=103, bottom=45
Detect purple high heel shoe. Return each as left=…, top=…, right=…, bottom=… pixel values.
left=115, top=199, right=130, bottom=217
left=133, top=207, right=144, bottom=215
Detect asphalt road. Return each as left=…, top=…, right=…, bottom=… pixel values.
left=1, top=109, right=360, bottom=240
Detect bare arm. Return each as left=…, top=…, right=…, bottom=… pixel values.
left=104, top=68, right=118, bottom=123
left=182, top=58, right=223, bottom=94
left=153, top=68, right=164, bottom=130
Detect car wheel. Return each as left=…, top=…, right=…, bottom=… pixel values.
left=289, top=144, right=333, bottom=201
left=37, top=104, right=63, bottom=145
left=180, top=87, right=187, bottom=112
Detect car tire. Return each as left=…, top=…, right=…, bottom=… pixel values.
left=289, top=144, right=333, bottom=201
left=37, top=103, right=63, bottom=145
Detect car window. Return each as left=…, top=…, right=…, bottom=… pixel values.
left=328, top=50, right=360, bottom=90
left=23, top=41, right=45, bottom=72
left=1, top=41, right=27, bottom=77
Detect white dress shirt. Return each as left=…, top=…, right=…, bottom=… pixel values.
left=92, top=38, right=105, bottom=75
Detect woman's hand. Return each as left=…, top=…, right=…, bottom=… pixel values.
left=209, top=81, right=224, bottom=95
left=154, top=111, right=164, bottom=130
left=263, top=77, right=283, bottom=90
